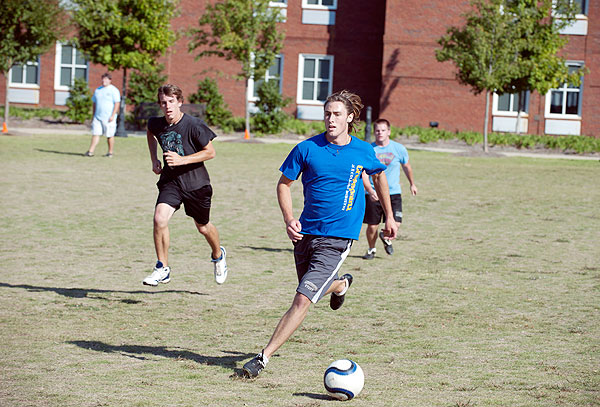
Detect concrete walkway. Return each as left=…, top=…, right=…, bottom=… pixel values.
left=10, top=126, right=599, bottom=161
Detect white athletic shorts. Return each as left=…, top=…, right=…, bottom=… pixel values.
left=92, top=117, right=117, bottom=138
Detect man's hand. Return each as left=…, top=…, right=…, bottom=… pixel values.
left=164, top=151, right=185, bottom=167
left=368, top=190, right=379, bottom=202
left=285, top=218, right=303, bottom=242
left=381, top=218, right=398, bottom=240
left=108, top=114, right=116, bottom=123
left=152, top=159, right=162, bottom=174
left=410, top=184, right=418, bottom=196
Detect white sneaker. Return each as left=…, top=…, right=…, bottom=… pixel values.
left=212, top=246, right=228, bottom=284
left=143, top=262, right=171, bottom=286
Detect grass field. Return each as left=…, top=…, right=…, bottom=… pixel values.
left=0, top=133, right=598, bottom=407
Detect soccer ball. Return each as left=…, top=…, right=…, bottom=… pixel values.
left=323, top=359, right=365, bottom=400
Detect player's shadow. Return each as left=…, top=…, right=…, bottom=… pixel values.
left=68, top=340, right=253, bottom=371
left=0, top=282, right=206, bottom=304
left=293, top=392, right=336, bottom=401
left=241, top=245, right=293, bottom=253
left=35, top=148, right=88, bottom=156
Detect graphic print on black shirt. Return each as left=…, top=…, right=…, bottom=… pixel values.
left=160, top=130, right=184, bottom=156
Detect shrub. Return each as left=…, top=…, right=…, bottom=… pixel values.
left=128, top=63, right=167, bottom=129
left=65, top=78, right=92, bottom=123
left=189, top=78, right=232, bottom=128
left=251, top=81, right=291, bottom=135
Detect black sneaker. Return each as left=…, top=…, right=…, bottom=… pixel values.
left=330, top=274, right=353, bottom=310
left=243, top=352, right=268, bottom=378
left=362, top=249, right=376, bottom=260
left=379, top=230, right=394, bottom=255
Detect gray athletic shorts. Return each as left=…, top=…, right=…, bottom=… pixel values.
left=293, top=235, right=353, bottom=303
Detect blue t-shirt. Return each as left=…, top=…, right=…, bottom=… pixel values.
left=92, top=84, right=121, bottom=121
left=280, top=132, right=385, bottom=240
left=369, top=140, right=409, bottom=195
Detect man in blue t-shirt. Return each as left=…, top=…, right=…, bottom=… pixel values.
left=84, top=73, right=121, bottom=157
left=361, top=119, right=417, bottom=259
left=243, top=90, right=398, bottom=378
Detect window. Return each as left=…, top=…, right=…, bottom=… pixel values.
left=10, top=60, right=40, bottom=87
left=269, top=0, right=287, bottom=5
left=249, top=55, right=283, bottom=101
left=495, top=91, right=529, bottom=114
left=572, top=0, right=588, bottom=15
left=54, top=43, right=88, bottom=90
left=302, top=0, right=337, bottom=9
left=546, top=64, right=583, bottom=117
left=297, top=54, right=333, bottom=104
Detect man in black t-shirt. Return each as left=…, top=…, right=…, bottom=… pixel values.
left=143, top=84, right=228, bottom=286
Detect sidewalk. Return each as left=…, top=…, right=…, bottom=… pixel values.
left=9, top=126, right=599, bottom=161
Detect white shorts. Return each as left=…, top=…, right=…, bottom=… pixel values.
left=92, top=117, right=117, bottom=138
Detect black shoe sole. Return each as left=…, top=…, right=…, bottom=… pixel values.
left=330, top=274, right=353, bottom=310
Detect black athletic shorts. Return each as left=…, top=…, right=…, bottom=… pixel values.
left=363, top=194, right=402, bottom=225
left=156, top=181, right=212, bottom=225
left=293, top=235, right=353, bottom=303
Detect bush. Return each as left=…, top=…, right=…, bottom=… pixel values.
left=189, top=78, right=232, bottom=128
left=0, top=106, right=63, bottom=120
left=251, top=81, right=291, bottom=134
left=65, top=78, right=92, bottom=123
left=128, top=63, right=167, bottom=129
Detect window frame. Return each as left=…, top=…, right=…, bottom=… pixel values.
left=302, top=0, right=337, bottom=10
left=544, top=62, right=584, bottom=119
left=9, top=59, right=40, bottom=88
left=269, top=0, right=287, bottom=6
left=296, top=54, right=334, bottom=105
left=247, top=54, right=284, bottom=102
left=492, top=91, right=530, bottom=116
left=54, top=42, right=89, bottom=91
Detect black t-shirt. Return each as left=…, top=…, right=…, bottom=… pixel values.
left=148, top=114, right=217, bottom=191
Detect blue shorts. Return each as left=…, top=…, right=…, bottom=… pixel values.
left=293, top=235, right=353, bottom=303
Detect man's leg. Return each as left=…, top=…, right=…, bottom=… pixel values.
left=366, top=224, right=379, bottom=249
left=107, top=136, right=115, bottom=155
left=87, top=135, right=100, bottom=154
left=194, top=221, right=221, bottom=259
left=154, top=203, right=176, bottom=265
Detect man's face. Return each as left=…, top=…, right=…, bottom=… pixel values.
left=158, top=93, right=182, bottom=123
left=374, top=123, right=391, bottom=144
left=324, top=101, right=352, bottom=139
left=101, top=76, right=111, bottom=87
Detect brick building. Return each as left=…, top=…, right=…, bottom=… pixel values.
left=2, top=0, right=597, bottom=137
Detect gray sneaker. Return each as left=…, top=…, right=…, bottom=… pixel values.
left=243, top=351, right=268, bottom=378
left=379, top=230, right=394, bottom=255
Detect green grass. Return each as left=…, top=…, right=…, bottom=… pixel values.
left=0, top=133, right=599, bottom=406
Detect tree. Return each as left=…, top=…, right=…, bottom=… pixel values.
left=189, top=0, right=285, bottom=137
left=436, top=0, right=582, bottom=152
left=72, top=0, right=177, bottom=136
left=0, top=0, right=66, bottom=129
left=127, top=62, right=167, bottom=129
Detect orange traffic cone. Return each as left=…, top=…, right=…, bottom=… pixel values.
left=244, top=128, right=250, bottom=139
left=1, top=122, right=7, bottom=133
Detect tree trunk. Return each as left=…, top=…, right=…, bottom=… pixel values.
left=116, top=67, right=128, bottom=137
left=483, top=90, right=490, bottom=153
left=4, top=72, right=10, bottom=128
left=244, top=79, right=250, bottom=138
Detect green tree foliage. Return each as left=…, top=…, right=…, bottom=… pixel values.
left=436, top=0, right=582, bottom=151
left=252, top=80, right=290, bottom=134
left=65, top=78, right=93, bottom=123
left=72, top=0, right=177, bottom=135
left=127, top=63, right=167, bottom=129
left=189, top=78, right=233, bottom=128
left=0, top=0, right=66, bottom=126
left=188, top=0, right=285, bottom=135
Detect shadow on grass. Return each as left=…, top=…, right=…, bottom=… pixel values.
left=0, top=282, right=206, bottom=304
left=68, top=340, right=253, bottom=370
left=35, top=148, right=87, bottom=157
left=241, top=245, right=293, bottom=253
left=293, top=392, right=335, bottom=400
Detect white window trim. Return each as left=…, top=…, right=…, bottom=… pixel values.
left=9, top=60, right=40, bottom=89
left=544, top=61, right=584, bottom=119
left=54, top=42, right=89, bottom=91
left=492, top=92, right=529, bottom=117
left=302, top=0, right=337, bottom=10
left=269, top=0, right=287, bottom=7
left=296, top=54, right=334, bottom=105
left=247, top=54, right=284, bottom=103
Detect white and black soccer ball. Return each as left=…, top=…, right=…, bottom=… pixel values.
left=323, top=359, right=365, bottom=400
